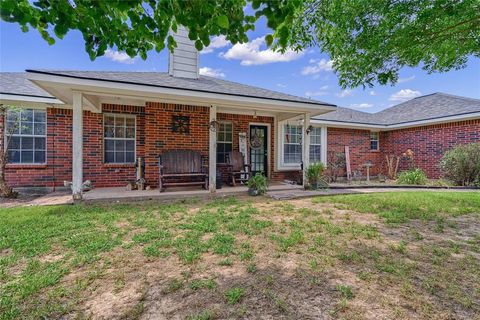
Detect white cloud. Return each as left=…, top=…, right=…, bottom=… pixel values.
left=200, top=36, right=230, bottom=54
left=104, top=49, right=136, bottom=64
left=199, top=67, right=225, bottom=78
left=336, top=89, right=353, bottom=98
left=305, top=85, right=329, bottom=97
left=398, top=75, right=416, bottom=83
left=301, top=58, right=333, bottom=76
left=369, top=90, right=376, bottom=96
left=276, top=83, right=287, bottom=88
left=389, top=89, right=421, bottom=102
left=349, top=103, right=373, bottom=109
left=219, top=37, right=303, bottom=66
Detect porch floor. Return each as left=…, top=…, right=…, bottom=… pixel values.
left=81, top=181, right=302, bottom=203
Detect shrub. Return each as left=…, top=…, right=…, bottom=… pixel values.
left=306, top=162, right=328, bottom=189
left=247, top=173, right=268, bottom=195
left=440, top=143, right=480, bottom=186
left=397, top=168, right=427, bottom=185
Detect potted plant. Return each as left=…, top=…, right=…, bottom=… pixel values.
left=247, top=173, right=268, bottom=196
left=306, top=162, right=327, bottom=190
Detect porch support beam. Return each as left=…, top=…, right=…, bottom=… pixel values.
left=209, top=105, right=217, bottom=193
left=302, top=112, right=311, bottom=189
left=72, top=92, right=83, bottom=200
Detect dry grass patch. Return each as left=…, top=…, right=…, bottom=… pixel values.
left=0, top=192, right=479, bottom=319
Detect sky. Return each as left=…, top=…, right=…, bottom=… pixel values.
left=1, top=19, right=479, bottom=113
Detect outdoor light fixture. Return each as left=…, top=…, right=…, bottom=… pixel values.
left=306, top=125, right=314, bottom=134
left=209, top=120, right=220, bottom=132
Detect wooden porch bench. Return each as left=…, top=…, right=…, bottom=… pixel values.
left=158, top=150, right=208, bottom=192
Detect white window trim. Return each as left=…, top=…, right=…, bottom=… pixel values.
left=370, top=131, right=380, bottom=151
left=4, top=108, right=48, bottom=165
left=276, top=120, right=327, bottom=171
left=103, top=113, right=137, bottom=164
left=216, top=121, right=233, bottom=164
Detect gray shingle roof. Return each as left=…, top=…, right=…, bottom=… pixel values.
left=0, top=72, right=54, bottom=98
left=314, top=93, right=480, bottom=125
left=25, top=70, right=335, bottom=106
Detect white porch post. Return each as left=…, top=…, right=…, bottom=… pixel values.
left=302, top=113, right=311, bottom=189
left=209, top=105, right=217, bottom=193
left=72, top=92, right=83, bottom=200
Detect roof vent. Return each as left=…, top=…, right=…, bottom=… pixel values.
left=168, top=26, right=199, bottom=79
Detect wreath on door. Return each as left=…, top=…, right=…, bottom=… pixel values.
left=249, top=131, right=263, bottom=150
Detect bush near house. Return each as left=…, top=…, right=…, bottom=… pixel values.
left=397, top=168, right=428, bottom=185
left=440, top=143, right=480, bottom=186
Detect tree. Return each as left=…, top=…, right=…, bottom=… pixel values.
left=281, top=0, right=480, bottom=87
left=1, top=0, right=478, bottom=88
left=0, top=105, right=19, bottom=198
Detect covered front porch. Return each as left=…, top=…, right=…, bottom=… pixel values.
left=26, top=70, right=336, bottom=200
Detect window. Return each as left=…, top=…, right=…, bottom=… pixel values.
left=309, top=126, right=322, bottom=163
left=6, top=109, right=46, bottom=164
left=104, top=114, right=136, bottom=163
left=217, top=122, right=233, bottom=163
left=370, top=131, right=379, bottom=151
left=283, top=124, right=302, bottom=164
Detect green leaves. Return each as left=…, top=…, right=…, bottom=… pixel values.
left=216, top=14, right=229, bottom=29
left=2, top=0, right=476, bottom=88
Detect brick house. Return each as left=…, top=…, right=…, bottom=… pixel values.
left=0, top=30, right=479, bottom=198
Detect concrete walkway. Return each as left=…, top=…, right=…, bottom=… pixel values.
left=266, top=187, right=478, bottom=200
left=9, top=185, right=478, bottom=206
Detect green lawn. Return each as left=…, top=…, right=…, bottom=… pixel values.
left=0, top=192, right=479, bottom=319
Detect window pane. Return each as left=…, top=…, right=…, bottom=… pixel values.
left=115, top=152, right=125, bottom=163
left=370, top=141, right=378, bottom=150
left=6, top=110, right=19, bottom=122
left=310, top=145, right=322, bottom=163
left=104, top=126, right=114, bottom=138
left=34, top=111, right=46, bottom=123
left=105, top=139, right=115, bottom=152
left=115, top=140, right=125, bottom=152
left=125, top=152, right=135, bottom=163
left=126, top=127, right=135, bottom=138
left=21, top=123, right=33, bottom=135
left=34, top=123, right=46, bottom=135
left=225, top=143, right=232, bottom=152
left=218, top=132, right=224, bottom=141
left=9, top=136, right=21, bottom=149
left=6, top=121, right=20, bottom=134
left=104, top=116, right=115, bottom=126
left=21, top=151, right=34, bottom=163
left=8, top=150, right=20, bottom=163
left=34, top=137, right=46, bottom=150
left=34, top=151, right=46, bottom=163
left=125, top=117, right=135, bottom=126
left=226, top=132, right=232, bottom=142
left=115, top=126, right=125, bottom=138
left=115, top=116, right=125, bottom=127
left=21, top=137, right=34, bottom=150
left=125, top=140, right=135, bottom=151
left=21, top=110, right=33, bottom=122
left=105, top=151, right=115, bottom=163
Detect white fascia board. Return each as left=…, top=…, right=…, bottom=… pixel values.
left=0, top=93, right=64, bottom=106
left=26, top=72, right=336, bottom=114
left=312, top=112, right=480, bottom=131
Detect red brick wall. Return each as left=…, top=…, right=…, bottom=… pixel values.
left=382, top=119, right=480, bottom=178
left=2, top=102, right=478, bottom=189
left=4, top=108, right=72, bottom=188
left=144, top=102, right=210, bottom=187
left=326, top=127, right=383, bottom=177
left=3, top=105, right=145, bottom=189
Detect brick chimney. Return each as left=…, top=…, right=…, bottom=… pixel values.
left=168, top=26, right=199, bottom=79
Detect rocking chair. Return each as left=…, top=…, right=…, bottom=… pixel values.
left=226, top=151, right=251, bottom=186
